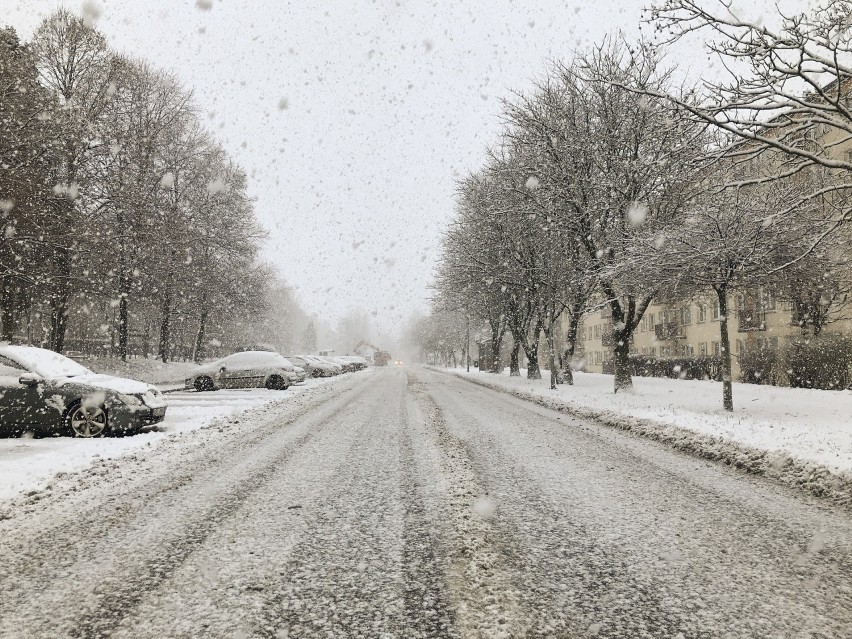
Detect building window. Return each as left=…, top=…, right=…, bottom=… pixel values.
left=595, top=351, right=602, bottom=364
left=681, top=306, right=692, bottom=325
left=594, top=325, right=601, bottom=340
left=684, top=344, right=695, bottom=356
left=712, top=341, right=721, bottom=355
left=647, top=313, right=655, bottom=329
left=711, top=301, right=720, bottom=321
left=649, top=347, right=656, bottom=356
left=697, top=304, right=707, bottom=323
left=699, top=342, right=708, bottom=356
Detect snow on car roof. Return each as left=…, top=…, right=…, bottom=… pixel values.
left=0, top=345, right=92, bottom=378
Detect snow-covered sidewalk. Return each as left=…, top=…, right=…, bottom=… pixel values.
left=0, top=376, right=345, bottom=502
left=442, top=368, right=852, bottom=507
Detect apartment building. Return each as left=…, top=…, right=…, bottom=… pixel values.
left=574, top=291, right=852, bottom=380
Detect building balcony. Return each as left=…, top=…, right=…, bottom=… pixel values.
left=655, top=322, right=683, bottom=340
left=738, top=311, right=766, bottom=332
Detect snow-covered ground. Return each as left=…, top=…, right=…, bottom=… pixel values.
left=442, top=368, right=852, bottom=505
left=0, top=376, right=344, bottom=502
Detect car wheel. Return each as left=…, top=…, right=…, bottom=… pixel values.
left=65, top=402, right=108, bottom=438
left=312, top=369, right=322, bottom=378
left=265, top=374, right=288, bottom=390
left=194, top=376, right=215, bottom=392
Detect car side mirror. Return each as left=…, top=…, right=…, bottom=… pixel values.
left=19, top=373, right=43, bottom=387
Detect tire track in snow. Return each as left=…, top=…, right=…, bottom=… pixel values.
left=0, top=372, right=383, bottom=638
left=425, top=376, right=681, bottom=638
left=406, top=371, right=533, bottom=638
left=421, top=367, right=852, bottom=638
left=247, top=370, right=414, bottom=637
left=399, top=389, right=458, bottom=637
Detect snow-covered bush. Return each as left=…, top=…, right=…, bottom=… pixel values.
left=738, top=343, right=783, bottom=386
left=785, top=334, right=852, bottom=390
left=603, top=354, right=721, bottom=381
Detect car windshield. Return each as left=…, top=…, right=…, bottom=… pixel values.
left=1, top=347, right=92, bottom=378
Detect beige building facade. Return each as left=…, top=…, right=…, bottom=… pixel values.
left=574, top=292, right=852, bottom=381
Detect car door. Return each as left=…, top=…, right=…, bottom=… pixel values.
left=219, top=353, right=265, bottom=388
left=0, top=357, right=53, bottom=430
left=251, top=353, right=283, bottom=387
left=217, top=355, right=250, bottom=388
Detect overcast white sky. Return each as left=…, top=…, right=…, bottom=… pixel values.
left=0, top=0, right=813, bottom=340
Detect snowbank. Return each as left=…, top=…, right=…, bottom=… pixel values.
left=441, top=368, right=852, bottom=508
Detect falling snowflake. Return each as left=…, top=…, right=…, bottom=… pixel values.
left=626, top=201, right=648, bottom=227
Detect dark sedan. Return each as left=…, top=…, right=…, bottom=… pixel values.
left=0, top=345, right=167, bottom=437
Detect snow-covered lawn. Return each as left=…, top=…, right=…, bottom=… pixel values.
left=447, top=368, right=852, bottom=487
left=0, top=377, right=341, bottom=502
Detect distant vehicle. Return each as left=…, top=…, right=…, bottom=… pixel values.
left=375, top=351, right=391, bottom=366
left=0, top=345, right=167, bottom=437
left=185, top=350, right=302, bottom=391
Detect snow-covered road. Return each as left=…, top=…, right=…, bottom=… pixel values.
left=1, top=367, right=850, bottom=638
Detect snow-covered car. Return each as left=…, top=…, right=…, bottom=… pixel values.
left=185, top=350, right=300, bottom=391
left=286, top=355, right=337, bottom=377
left=339, top=355, right=368, bottom=371
left=0, top=345, right=167, bottom=438
left=313, top=356, right=344, bottom=374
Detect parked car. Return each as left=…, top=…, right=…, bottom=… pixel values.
left=185, top=350, right=300, bottom=391
left=312, top=355, right=344, bottom=374
left=286, top=355, right=337, bottom=377
left=339, top=355, right=368, bottom=371
left=291, top=365, right=307, bottom=384
left=0, top=345, right=167, bottom=438
left=325, top=356, right=355, bottom=373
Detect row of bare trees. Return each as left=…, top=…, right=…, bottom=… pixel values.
left=1, top=10, right=290, bottom=362
left=424, top=0, right=852, bottom=411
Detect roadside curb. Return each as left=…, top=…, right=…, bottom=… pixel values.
left=434, top=367, right=852, bottom=511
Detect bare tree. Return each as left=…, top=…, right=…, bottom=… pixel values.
left=31, top=9, right=115, bottom=351
left=648, top=0, right=852, bottom=259
left=522, top=44, right=705, bottom=391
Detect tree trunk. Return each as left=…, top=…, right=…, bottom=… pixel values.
left=562, top=308, right=581, bottom=386
left=157, top=263, right=174, bottom=362
left=612, top=329, right=632, bottom=392
left=48, top=246, right=71, bottom=353
left=509, top=338, right=521, bottom=376
left=546, top=326, right=557, bottom=390
left=1, top=277, right=16, bottom=342
left=49, top=288, right=69, bottom=353
left=158, top=291, right=172, bottom=363
left=715, top=284, right=734, bottom=411
left=192, top=291, right=208, bottom=363
left=118, top=273, right=130, bottom=362
left=489, top=324, right=503, bottom=373
left=526, top=320, right=542, bottom=380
